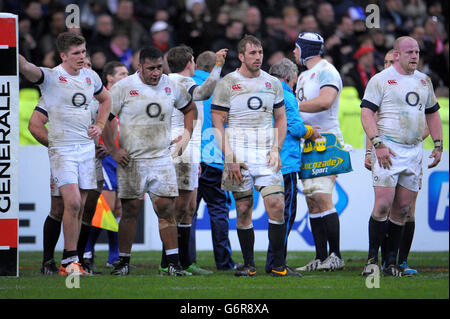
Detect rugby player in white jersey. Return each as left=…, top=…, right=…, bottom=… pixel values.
left=361, top=36, right=443, bottom=277
left=364, top=49, right=428, bottom=275
left=159, top=45, right=227, bottom=275
left=212, top=35, right=298, bottom=277
left=29, top=55, right=109, bottom=275
left=106, top=46, right=197, bottom=276
left=19, top=32, right=111, bottom=275
left=293, top=32, right=345, bottom=271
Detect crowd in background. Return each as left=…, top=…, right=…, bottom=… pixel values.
left=4, top=0, right=448, bottom=96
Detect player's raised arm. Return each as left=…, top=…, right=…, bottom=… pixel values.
left=191, top=48, right=228, bottom=101
left=19, top=54, right=44, bottom=83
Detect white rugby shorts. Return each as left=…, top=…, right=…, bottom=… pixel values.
left=301, top=175, right=336, bottom=196
left=221, top=161, right=284, bottom=194
left=48, top=143, right=97, bottom=191
left=371, top=138, right=422, bottom=192
left=174, top=162, right=199, bottom=191
left=117, top=157, right=179, bottom=199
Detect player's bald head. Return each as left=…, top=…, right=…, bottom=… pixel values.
left=394, top=36, right=418, bottom=51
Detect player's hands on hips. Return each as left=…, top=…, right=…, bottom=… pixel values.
left=111, top=148, right=130, bottom=167
left=215, top=48, right=228, bottom=67
left=428, top=148, right=442, bottom=168
left=375, top=143, right=396, bottom=169
left=88, top=124, right=103, bottom=139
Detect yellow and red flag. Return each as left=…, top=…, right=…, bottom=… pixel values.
left=91, top=194, right=118, bottom=232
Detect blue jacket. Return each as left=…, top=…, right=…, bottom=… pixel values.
left=193, top=70, right=224, bottom=170
left=280, top=81, right=307, bottom=175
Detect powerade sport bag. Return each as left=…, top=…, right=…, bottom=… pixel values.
left=299, top=133, right=352, bottom=179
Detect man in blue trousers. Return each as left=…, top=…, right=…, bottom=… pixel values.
left=190, top=50, right=237, bottom=270
left=265, top=58, right=320, bottom=273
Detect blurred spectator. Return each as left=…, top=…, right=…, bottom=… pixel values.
left=347, top=6, right=367, bottom=41
left=18, top=14, right=38, bottom=64
left=211, top=19, right=244, bottom=76
left=88, top=13, right=114, bottom=54
left=380, top=0, right=414, bottom=37
left=369, top=29, right=390, bottom=70
left=299, top=14, right=319, bottom=33
left=133, top=0, right=179, bottom=31
left=24, top=0, right=45, bottom=43
left=404, top=0, right=428, bottom=26
left=282, top=5, right=301, bottom=44
left=177, top=0, right=213, bottom=55
left=262, top=13, right=291, bottom=59
left=315, top=2, right=336, bottom=40
left=427, top=0, right=448, bottom=40
left=205, top=7, right=229, bottom=40
left=113, top=0, right=148, bottom=52
left=343, top=46, right=382, bottom=100
left=80, top=0, right=110, bottom=38
left=40, top=10, right=67, bottom=57
left=99, top=30, right=133, bottom=69
left=150, top=20, right=175, bottom=54
left=424, top=16, right=445, bottom=56
left=218, top=0, right=249, bottom=23
left=243, top=6, right=263, bottom=39
left=325, top=15, right=357, bottom=71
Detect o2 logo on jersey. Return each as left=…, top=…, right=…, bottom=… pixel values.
left=405, top=92, right=423, bottom=111
left=247, top=96, right=263, bottom=110
left=146, top=103, right=162, bottom=118
left=72, top=92, right=87, bottom=109
left=428, top=171, right=449, bottom=231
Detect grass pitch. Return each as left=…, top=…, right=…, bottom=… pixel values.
left=0, top=251, right=448, bottom=300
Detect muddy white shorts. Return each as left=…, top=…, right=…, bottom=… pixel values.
left=48, top=143, right=97, bottom=191
left=371, top=139, right=422, bottom=192
left=117, top=156, right=179, bottom=199
left=221, top=161, right=284, bottom=195
left=50, top=156, right=104, bottom=196
left=301, top=175, right=336, bottom=196
left=174, top=162, right=199, bottom=191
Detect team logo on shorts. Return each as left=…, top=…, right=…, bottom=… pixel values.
left=164, top=87, right=172, bottom=95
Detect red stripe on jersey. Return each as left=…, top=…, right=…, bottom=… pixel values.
left=0, top=18, right=17, bottom=47
left=0, top=219, right=18, bottom=248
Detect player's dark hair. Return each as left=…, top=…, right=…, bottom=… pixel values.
left=139, top=46, right=163, bottom=64
left=237, top=34, right=262, bottom=54
left=167, top=45, right=194, bottom=73
left=102, top=61, right=127, bottom=84
left=55, top=32, right=86, bottom=54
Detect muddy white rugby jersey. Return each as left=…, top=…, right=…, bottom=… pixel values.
left=296, top=59, right=344, bottom=144
left=110, top=72, right=192, bottom=159
left=168, top=73, right=203, bottom=148
left=37, top=65, right=103, bottom=147
left=211, top=69, right=284, bottom=155
left=361, top=66, right=439, bottom=145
